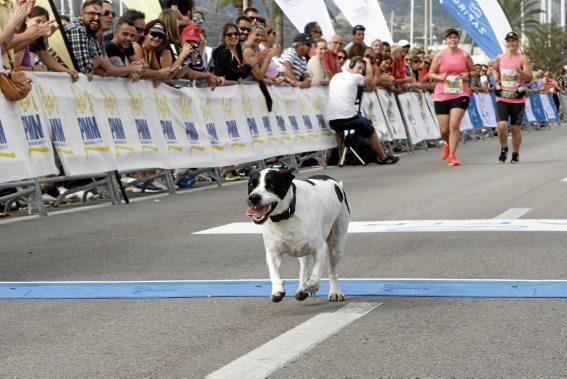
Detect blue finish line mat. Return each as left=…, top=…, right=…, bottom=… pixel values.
left=2, top=279, right=567, bottom=300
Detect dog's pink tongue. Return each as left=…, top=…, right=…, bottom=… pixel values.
left=247, top=205, right=269, bottom=218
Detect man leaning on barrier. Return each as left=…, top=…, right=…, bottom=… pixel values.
left=327, top=56, right=399, bottom=165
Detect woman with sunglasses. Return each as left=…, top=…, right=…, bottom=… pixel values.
left=211, top=23, right=252, bottom=82
left=336, top=49, right=347, bottom=71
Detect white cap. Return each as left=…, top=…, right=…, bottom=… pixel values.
left=397, top=39, right=410, bottom=47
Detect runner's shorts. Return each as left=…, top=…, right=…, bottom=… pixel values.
left=496, top=101, right=525, bottom=126
left=433, top=96, right=470, bottom=115
left=329, top=114, right=375, bottom=138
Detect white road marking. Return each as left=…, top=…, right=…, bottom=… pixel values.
left=193, top=219, right=567, bottom=235
left=205, top=302, right=381, bottom=379
left=494, top=208, right=531, bottom=219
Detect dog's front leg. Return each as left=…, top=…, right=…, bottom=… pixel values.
left=266, top=250, right=286, bottom=303
left=302, top=243, right=327, bottom=295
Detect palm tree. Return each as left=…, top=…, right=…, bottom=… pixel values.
left=498, top=0, right=543, bottom=35
left=525, top=23, right=567, bottom=70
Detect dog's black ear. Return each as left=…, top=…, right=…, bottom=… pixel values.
left=281, top=168, right=295, bottom=184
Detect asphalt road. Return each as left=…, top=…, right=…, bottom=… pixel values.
left=2, top=125, right=567, bottom=377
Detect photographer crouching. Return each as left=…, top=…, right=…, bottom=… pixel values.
left=327, top=56, right=399, bottom=165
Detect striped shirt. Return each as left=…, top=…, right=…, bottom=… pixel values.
left=279, top=47, right=308, bottom=80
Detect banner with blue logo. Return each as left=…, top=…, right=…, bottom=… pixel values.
left=438, top=0, right=512, bottom=59
left=525, top=93, right=547, bottom=122
left=467, top=93, right=484, bottom=129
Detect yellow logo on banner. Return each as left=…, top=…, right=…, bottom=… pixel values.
left=189, top=145, right=205, bottom=154
left=18, top=92, right=39, bottom=113
left=222, top=98, right=234, bottom=119
left=28, top=147, right=50, bottom=155
left=242, top=95, right=252, bottom=116
left=285, top=99, right=294, bottom=113
left=299, top=99, right=307, bottom=113
left=101, top=89, right=118, bottom=115
left=180, top=96, right=192, bottom=119
left=37, top=86, right=60, bottom=116
left=55, top=147, right=74, bottom=156
left=0, top=152, right=16, bottom=158
left=313, top=97, right=322, bottom=112
left=201, top=103, right=212, bottom=121
left=156, top=93, right=170, bottom=118
left=71, top=86, right=94, bottom=115
left=129, top=90, right=144, bottom=117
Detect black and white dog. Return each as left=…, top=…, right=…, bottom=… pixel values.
left=247, top=168, right=350, bottom=302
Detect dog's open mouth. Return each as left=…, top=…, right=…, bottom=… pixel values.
left=247, top=202, right=277, bottom=224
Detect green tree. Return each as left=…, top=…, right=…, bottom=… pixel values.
left=524, top=23, right=567, bottom=70
left=498, top=0, right=543, bottom=34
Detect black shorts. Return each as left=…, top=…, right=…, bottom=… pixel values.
left=434, top=96, right=470, bottom=115
left=496, top=101, right=525, bottom=126
left=329, top=115, right=375, bottom=138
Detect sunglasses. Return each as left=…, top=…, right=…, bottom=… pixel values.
left=150, top=32, right=165, bottom=40
left=238, top=26, right=252, bottom=33
left=337, top=56, right=346, bottom=60
left=331, top=40, right=343, bottom=45
left=192, top=17, right=205, bottom=25
left=250, top=16, right=266, bottom=24
left=84, top=11, right=103, bottom=18
left=135, top=26, right=144, bottom=33
left=312, top=29, right=322, bottom=34
left=225, top=32, right=240, bottom=38
left=103, top=10, right=115, bottom=17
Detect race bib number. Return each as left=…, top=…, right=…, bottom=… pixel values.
left=501, top=68, right=519, bottom=91
left=443, top=76, right=463, bottom=94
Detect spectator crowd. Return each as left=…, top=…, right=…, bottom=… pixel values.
left=0, top=0, right=566, bottom=216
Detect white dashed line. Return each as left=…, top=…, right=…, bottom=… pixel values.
left=493, top=208, right=531, bottom=219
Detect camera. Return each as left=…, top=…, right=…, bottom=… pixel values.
left=189, top=42, right=199, bottom=50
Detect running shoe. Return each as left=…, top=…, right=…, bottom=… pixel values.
left=511, top=152, right=519, bottom=164
left=499, top=146, right=508, bottom=163
left=448, top=154, right=460, bottom=166
left=440, top=143, right=449, bottom=160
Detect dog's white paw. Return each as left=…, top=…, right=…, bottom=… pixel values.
left=328, top=291, right=346, bottom=302
left=271, top=290, right=286, bottom=303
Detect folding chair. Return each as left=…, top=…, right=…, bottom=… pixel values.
left=338, top=85, right=367, bottom=167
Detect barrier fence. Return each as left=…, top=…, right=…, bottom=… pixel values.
left=0, top=72, right=565, bottom=214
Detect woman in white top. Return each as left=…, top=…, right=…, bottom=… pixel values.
left=307, top=39, right=330, bottom=86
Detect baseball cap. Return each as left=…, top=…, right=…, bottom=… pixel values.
left=182, top=24, right=201, bottom=42
left=398, top=39, right=410, bottom=47
left=149, top=23, right=167, bottom=37
left=505, top=31, right=519, bottom=40
left=444, top=28, right=460, bottom=38
left=352, top=24, right=366, bottom=33
left=293, top=33, right=313, bottom=45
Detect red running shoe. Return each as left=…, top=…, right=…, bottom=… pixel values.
left=448, top=154, right=460, bottom=166
left=440, top=143, right=449, bottom=160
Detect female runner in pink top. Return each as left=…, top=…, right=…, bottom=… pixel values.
left=428, top=28, right=476, bottom=166
left=492, top=31, right=533, bottom=163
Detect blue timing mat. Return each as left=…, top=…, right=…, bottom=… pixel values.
left=2, top=279, right=567, bottom=300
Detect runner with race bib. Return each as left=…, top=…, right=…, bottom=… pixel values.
left=429, top=28, right=476, bottom=166
left=492, top=31, right=533, bottom=163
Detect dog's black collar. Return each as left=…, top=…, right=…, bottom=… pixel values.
left=270, top=183, right=296, bottom=223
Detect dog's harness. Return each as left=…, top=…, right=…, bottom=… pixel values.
left=270, top=183, right=296, bottom=222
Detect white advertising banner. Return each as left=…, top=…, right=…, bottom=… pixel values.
left=306, top=85, right=336, bottom=150
left=332, top=0, right=393, bottom=44
left=273, top=0, right=335, bottom=40
left=0, top=86, right=58, bottom=183
left=415, top=92, right=441, bottom=139
left=376, top=89, right=407, bottom=140
left=474, top=93, right=497, bottom=127
left=89, top=78, right=168, bottom=171
left=269, top=86, right=313, bottom=154
left=33, top=73, right=115, bottom=176
left=460, top=109, right=474, bottom=131
left=361, top=91, right=392, bottom=141
left=397, top=92, right=429, bottom=144
left=204, top=85, right=260, bottom=166
left=176, top=86, right=217, bottom=168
